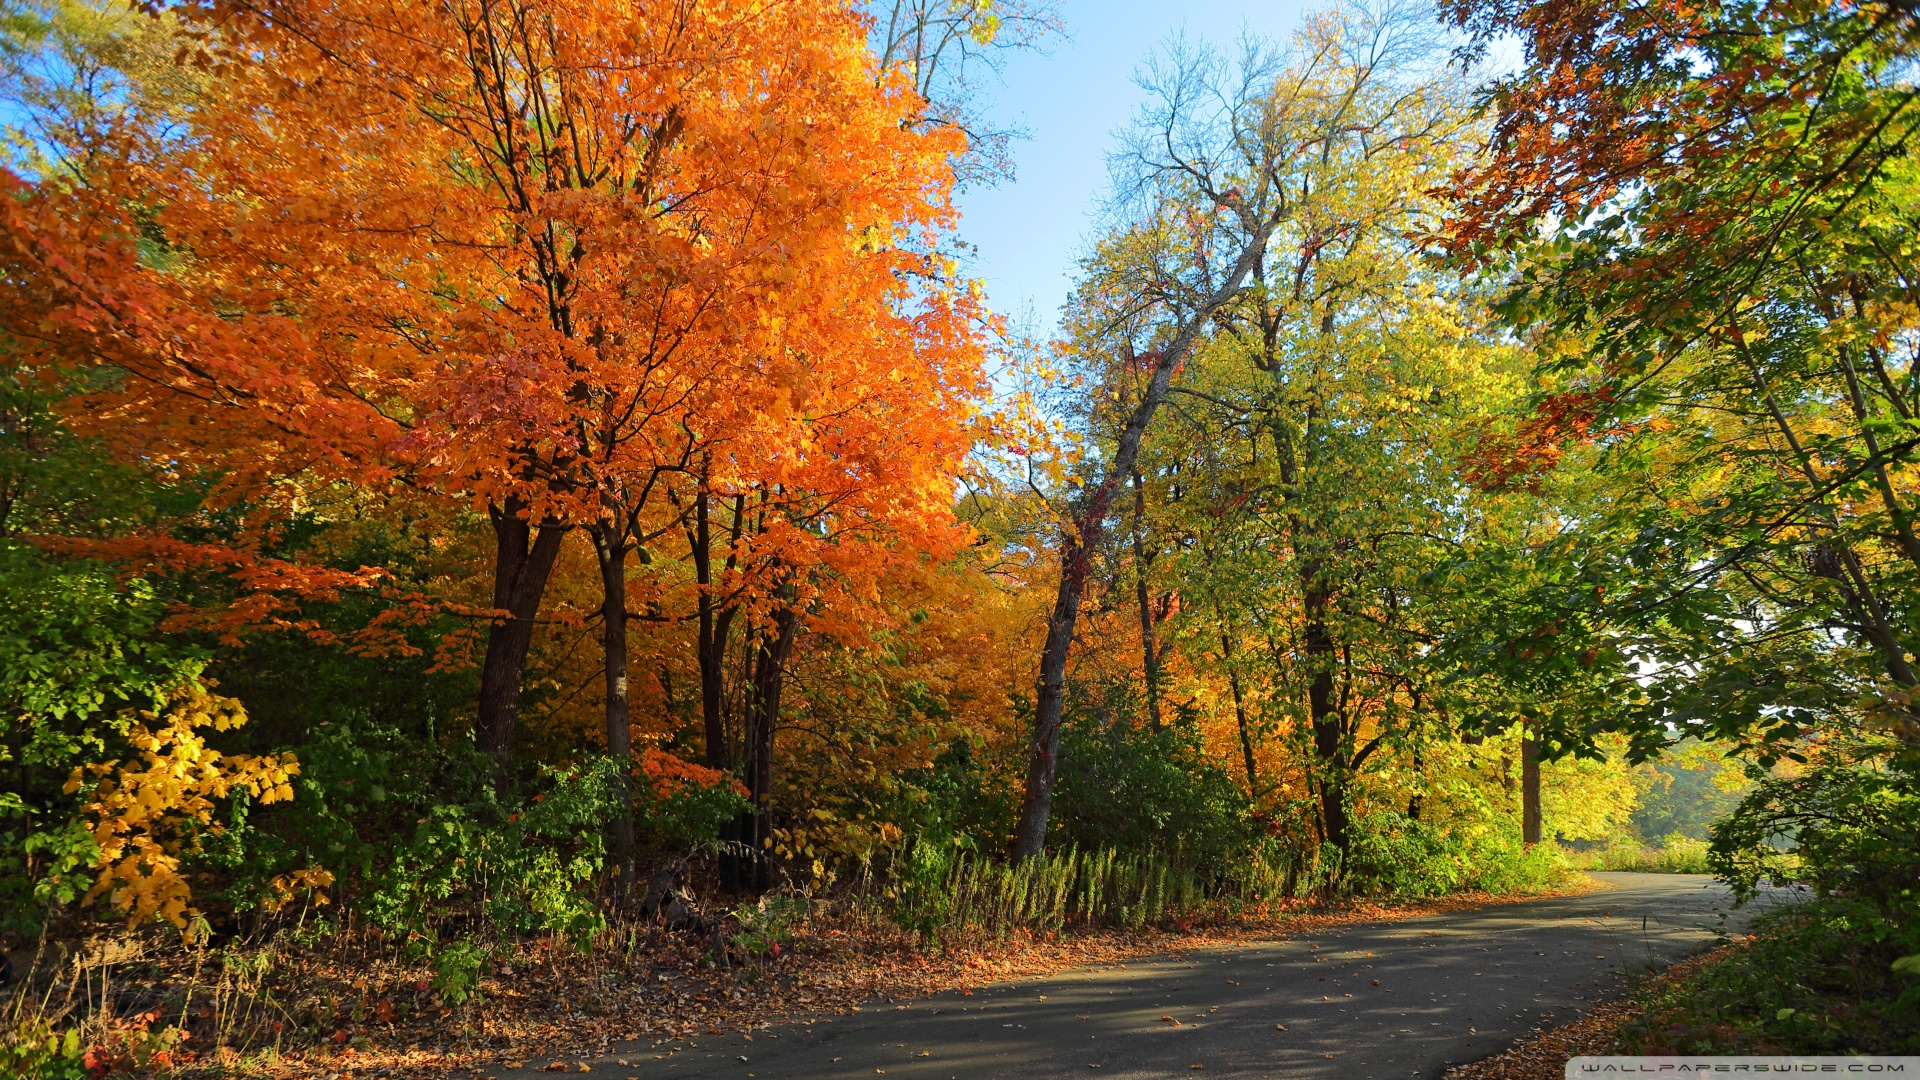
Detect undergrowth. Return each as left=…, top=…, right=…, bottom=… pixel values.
left=1567, top=834, right=1715, bottom=874
left=1613, top=901, right=1920, bottom=1053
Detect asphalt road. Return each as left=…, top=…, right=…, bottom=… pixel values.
left=498, top=873, right=1789, bottom=1080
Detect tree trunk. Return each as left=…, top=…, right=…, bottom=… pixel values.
left=693, top=485, right=740, bottom=771
left=1130, top=470, right=1163, bottom=731
left=590, top=520, right=636, bottom=895
left=1407, top=745, right=1424, bottom=822
left=1220, top=627, right=1257, bottom=794
left=740, top=601, right=798, bottom=893
left=1521, top=729, right=1542, bottom=846
left=1011, top=238, right=1272, bottom=859
left=477, top=499, right=568, bottom=784
left=689, top=478, right=748, bottom=888
left=1304, top=578, right=1348, bottom=854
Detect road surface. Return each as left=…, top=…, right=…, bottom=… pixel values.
left=497, top=872, right=1787, bottom=1080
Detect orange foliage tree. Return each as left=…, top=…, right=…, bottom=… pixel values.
left=0, top=0, right=987, bottom=848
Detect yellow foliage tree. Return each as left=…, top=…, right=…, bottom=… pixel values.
left=63, top=682, right=329, bottom=930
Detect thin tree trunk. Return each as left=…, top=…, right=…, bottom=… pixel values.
left=1219, top=627, right=1258, bottom=794
left=1521, top=729, right=1542, bottom=845
left=1012, top=239, right=1272, bottom=859
left=1130, top=470, right=1163, bottom=731
left=1406, top=743, right=1423, bottom=822
left=689, top=474, right=748, bottom=888
left=590, top=519, right=636, bottom=895
left=477, top=498, right=568, bottom=784
left=741, top=599, right=798, bottom=892
left=692, top=482, right=743, bottom=770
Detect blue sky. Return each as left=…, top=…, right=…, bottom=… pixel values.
left=952, top=0, right=1312, bottom=334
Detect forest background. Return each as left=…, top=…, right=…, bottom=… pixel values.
left=0, top=0, right=1916, bottom=1072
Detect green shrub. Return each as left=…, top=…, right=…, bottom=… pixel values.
left=1344, top=812, right=1461, bottom=897
left=730, top=895, right=808, bottom=957
left=430, top=940, right=487, bottom=1005
left=1344, top=811, right=1570, bottom=898
left=1458, top=829, right=1570, bottom=894
left=1050, top=715, right=1254, bottom=866
left=1710, top=759, right=1920, bottom=995
left=1615, top=900, right=1920, bottom=1053
left=363, top=759, right=621, bottom=944
left=1710, top=761, right=1920, bottom=916
left=0, top=544, right=208, bottom=934
left=0, top=1020, right=90, bottom=1080
left=1568, top=833, right=1714, bottom=873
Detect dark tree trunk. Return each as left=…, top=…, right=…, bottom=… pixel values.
left=1014, top=558, right=1090, bottom=860
left=590, top=520, right=636, bottom=894
left=692, top=484, right=740, bottom=772
left=1302, top=574, right=1348, bottom=853
left=738, top=601, right=798, bottom=892
left=1521, top=730, right=1542, bottom=846
left=477, top=499, right=568, bottom=783
left=689, top=477, right=748, bottom=889
left=1407, top=743, right=1424, bottom=822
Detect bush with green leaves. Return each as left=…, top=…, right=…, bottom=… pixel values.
left=729, top=895, right=808, bottom=958
left=430, top=939, right=488, bottom=1005
left=0, top=543, right=208, bottom=933
left=638, top=762, right=751, bottom=853
left=1709, top=757, right=1920, bottom=1000
left=361, top=758, right=624, bottom=944
left=1711, top=760, right=1918, bottom=899
left=0, top=1019, right=90, bottom=1080
left=1342, top=810, right=1569, bottom=898
left=1616, top=899, right=1920, bottom=1053
left=1050, top=713, right=1254, bottom=868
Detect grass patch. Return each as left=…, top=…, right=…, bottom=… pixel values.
left=1566, top=834, right=1714, bottom=874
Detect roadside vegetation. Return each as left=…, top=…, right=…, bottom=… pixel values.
left=2, top=0, right=1919, bottom=1074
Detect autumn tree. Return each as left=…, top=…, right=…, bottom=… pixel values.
left=1444, top=0, right=1920, bottom=757
left=1013, top=1, right=1464, bottom=857
left=1144, top=18, right=1487, bottom=854
left=0, top=0, right=997, bottom=838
